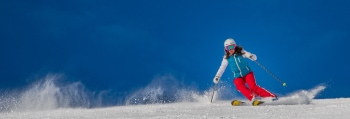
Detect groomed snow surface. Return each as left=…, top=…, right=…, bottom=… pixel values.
left=1, top=84, right=350, bottom=119
left=1, top=98, right=350, bottom=119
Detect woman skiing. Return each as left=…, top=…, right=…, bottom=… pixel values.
left=213, top=38, right=277, bottom=105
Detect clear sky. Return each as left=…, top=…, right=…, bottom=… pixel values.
left=1, top=0, right=350, bottom=105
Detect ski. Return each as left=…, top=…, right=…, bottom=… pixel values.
left=231, top=100, right=265, bottom=106
left=252, top=100, right=264, bottom=106
left=231, top=100, right=246, bottom=106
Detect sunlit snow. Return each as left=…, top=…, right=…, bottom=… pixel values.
left=1, top=75, right=349, bottom=119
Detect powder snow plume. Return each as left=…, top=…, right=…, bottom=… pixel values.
left=264, top=85, right=326, bottom=105
left=124, top=75, right=241, bottom=105
left=125, top=74, right=207, bottom=105
left=0, top=74, right=110, bottom=112
left=0, top=73, right=327, bottom=113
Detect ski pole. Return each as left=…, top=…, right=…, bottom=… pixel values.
left=253, top=60, right=287, bottom=87
left=210, top=84, right=216, bottom=102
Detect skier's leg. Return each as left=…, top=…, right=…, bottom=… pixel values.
left=233, top=77, right=254, bottom=101
left=245, top=72, right=276, bottom=98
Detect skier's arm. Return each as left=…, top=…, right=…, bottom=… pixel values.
left=242, top=49, right=257, bottom=61
left=213, top=57, right=228, bottom=84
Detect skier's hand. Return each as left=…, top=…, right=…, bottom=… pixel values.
left=249, top=54, right=257, bottom=61
left=213, top=76, right=220, bottom=84
left=244, top=51, right=257, bottom=61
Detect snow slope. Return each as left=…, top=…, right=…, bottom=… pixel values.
left=1, top=85, right=349, bottom=119
left=1, top=98, right=349, bottom=119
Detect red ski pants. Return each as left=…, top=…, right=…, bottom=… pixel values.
left=233, top=71, right=276, bottom=101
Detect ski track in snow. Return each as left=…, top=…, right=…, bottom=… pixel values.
left=1, top=85, right=350, bottom=119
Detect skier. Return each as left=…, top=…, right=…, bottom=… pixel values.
left=213, top=38, right=277, bottom=105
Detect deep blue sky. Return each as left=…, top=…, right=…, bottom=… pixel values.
left=1, top=0, right=350, bottom=100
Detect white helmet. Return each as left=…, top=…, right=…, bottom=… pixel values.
left=224, top=38, right=236, bottom=47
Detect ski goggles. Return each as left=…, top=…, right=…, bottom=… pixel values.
left=225, top=44, right=236, bottom=51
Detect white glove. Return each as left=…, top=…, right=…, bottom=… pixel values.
left=213, top=76, right=220, bottom=84
left=244, top=51, right=257, bottom=61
